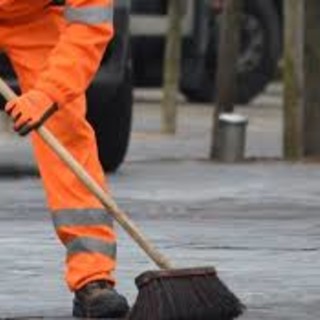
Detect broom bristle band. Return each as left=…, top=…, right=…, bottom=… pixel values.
left=135, top=266, right=217, bottom=287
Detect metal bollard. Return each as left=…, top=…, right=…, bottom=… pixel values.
left=216, top=113, right=248, bottom=163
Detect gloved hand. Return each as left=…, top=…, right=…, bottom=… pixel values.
left=5, top=90, right=58, bottom=136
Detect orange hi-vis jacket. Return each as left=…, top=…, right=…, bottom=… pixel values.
left=0, top=0, right=117, bottom=291
left=0, top=0, right=114, bottom=105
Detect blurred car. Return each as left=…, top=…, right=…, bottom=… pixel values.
left=130, top=0, right=282, bottom=104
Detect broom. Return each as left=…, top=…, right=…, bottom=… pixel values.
left=0, top=77, right=245, bottom=320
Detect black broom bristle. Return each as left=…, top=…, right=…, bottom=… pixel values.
left=127, top=267, right=245, bottom=320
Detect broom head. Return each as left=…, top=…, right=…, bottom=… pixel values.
left=127, top=266, right=245, bottom=320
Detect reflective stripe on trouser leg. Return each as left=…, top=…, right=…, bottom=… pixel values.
left=5, top=12, right=116, bottom=291
left=64, top=5, right=114, bottom=25
left=52, top=209, right=117, bottom=291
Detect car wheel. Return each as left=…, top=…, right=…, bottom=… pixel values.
left=182, top=0, right=282, bottom=104
left=86, top=65, right=133, bottom=173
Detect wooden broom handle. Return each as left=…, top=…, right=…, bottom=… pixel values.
left=0, top=77, right=173, bottom=270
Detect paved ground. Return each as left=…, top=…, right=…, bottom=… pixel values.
left=0, top=84, right=319, bottom=319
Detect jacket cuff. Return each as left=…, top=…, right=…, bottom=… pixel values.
left=34, top=82, right=68, bottom=107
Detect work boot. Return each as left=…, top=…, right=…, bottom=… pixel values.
left=72, top=280, right=129, bottom=318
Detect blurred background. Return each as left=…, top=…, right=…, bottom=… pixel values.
left=0, top=0, right=286, bottom=172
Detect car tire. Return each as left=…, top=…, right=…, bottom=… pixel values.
left=86, top=65, right=133, bottom=173
left=182, top=0, right=282, bottom=104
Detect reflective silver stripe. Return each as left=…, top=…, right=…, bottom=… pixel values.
left=65, top=5, right=114, bottom=24
left=115, top=0, right=130, bottom=8
left=67, top=237, right=116, bottom=258
left=52, top=209, right=113, bottom=229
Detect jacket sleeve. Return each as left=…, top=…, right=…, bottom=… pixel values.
left=34, top=0, right=114, bottom=106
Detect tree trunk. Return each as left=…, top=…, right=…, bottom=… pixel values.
left=283, top=0, right=304, bottom=159
left=210, top=0, right=243, bottom=158
left=303, top=1, right=320, bottom=157
left=284, top=0, right=320, bottom=159
left=161, top=0, right=183, bottom=134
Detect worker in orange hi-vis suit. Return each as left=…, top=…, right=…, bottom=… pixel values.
left=1, top=0, right=129, bottom=318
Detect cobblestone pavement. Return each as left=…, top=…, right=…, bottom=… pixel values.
left=0, top=85, right=319, bottom=319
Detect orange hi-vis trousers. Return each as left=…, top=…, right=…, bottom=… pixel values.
left=0, top=6, right=117, bottom=291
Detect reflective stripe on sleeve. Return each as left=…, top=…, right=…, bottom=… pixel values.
left=64, top=5, right=114, bottom=24
left=67, top=237, right=116, bottom=258
left=52, top=209, right=113, bottom=229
